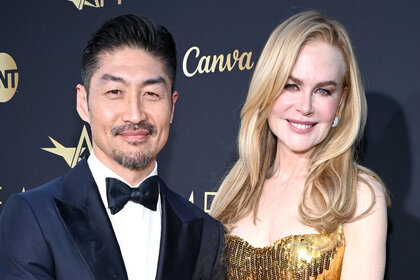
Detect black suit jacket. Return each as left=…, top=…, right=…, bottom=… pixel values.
left=0, top=159, right=226, bottom=279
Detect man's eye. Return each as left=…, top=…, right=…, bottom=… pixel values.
left=146, top=92, right=159, bottom=98
left=107, top=90, right=121, bottom=95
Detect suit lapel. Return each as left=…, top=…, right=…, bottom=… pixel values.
left=54, top=159, right=128, bottom=280
left=156, top=180, right=203, bottom=280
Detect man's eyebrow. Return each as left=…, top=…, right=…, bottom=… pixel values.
left=99, top=74, right=128, bottom=85
left=143, top=76, right=167, bottom=86
left=99, top=74, right=167, bottom=87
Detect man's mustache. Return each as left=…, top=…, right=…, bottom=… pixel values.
left=111, top=122, right=157, bottom=136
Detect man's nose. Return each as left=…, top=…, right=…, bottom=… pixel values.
left=122, top=93, right=147, bottom=124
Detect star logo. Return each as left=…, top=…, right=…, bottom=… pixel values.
left=67, top=0, right=122, bottom=10
left=42, top=125, right=92, bottom=168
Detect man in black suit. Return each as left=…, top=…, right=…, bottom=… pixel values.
left=0, top=15, right=225, bottom=280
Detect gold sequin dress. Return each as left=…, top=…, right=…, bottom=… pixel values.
left=226, top=225, right=344, bottom=280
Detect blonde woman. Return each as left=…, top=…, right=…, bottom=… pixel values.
left=210, top=11, right=390, bottom=280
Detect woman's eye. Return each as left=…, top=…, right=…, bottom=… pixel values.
left=316, top=88, right=331, bottom=95
left=285, top=84, right=298, bottom=91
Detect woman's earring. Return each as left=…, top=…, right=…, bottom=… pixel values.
left=332, top=116, right=339, bottom=128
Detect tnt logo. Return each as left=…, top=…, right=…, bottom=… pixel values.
left=67, top=0, right=122, bottom=10
left=0, top=53, right=19, bottom=103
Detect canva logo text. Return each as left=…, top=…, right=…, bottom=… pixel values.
left=183, top=46, right=254, bottom=77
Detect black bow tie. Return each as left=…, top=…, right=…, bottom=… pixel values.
left=106, top=175, right=159, bottom=214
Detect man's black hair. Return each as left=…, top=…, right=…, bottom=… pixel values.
left=81, top=14, right=177, bottom=94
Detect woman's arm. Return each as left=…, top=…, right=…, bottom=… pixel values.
left=341, top=175, right=388, bottom=280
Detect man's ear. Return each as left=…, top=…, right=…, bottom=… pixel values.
left=76, top=84, right=90, bottom=124
left=170, top=91, right=179, bottom=124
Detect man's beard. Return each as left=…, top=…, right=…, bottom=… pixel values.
left=110, top=122, right=157, bottom=169
left=112, top=150, right=153, bottom=170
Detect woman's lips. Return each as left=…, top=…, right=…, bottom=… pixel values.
left=288, top=120, right=316, bottom=132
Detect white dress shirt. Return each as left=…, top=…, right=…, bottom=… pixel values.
left=88, top=152, right=161, bottom=280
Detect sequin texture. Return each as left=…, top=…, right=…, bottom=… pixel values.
left=226, top=225, right=344, bottom=280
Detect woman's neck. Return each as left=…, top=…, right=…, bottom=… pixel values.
left=271, top=144, right=313, bottom=181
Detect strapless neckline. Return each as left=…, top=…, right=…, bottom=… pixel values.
left=225, top=225, right=345, bottom=280
left=227, top=231, right=328, bottom=250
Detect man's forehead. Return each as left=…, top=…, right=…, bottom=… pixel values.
left=92, top=48, right=171, bottom=85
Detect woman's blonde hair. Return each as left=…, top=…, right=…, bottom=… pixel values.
left=210, top=11, right=390, bottom=232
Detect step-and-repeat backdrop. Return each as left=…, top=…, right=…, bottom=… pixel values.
left=1, top=1, right=419, bottom=278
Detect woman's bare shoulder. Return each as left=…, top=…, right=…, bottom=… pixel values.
left=356, top=170, right=389, bottom=216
